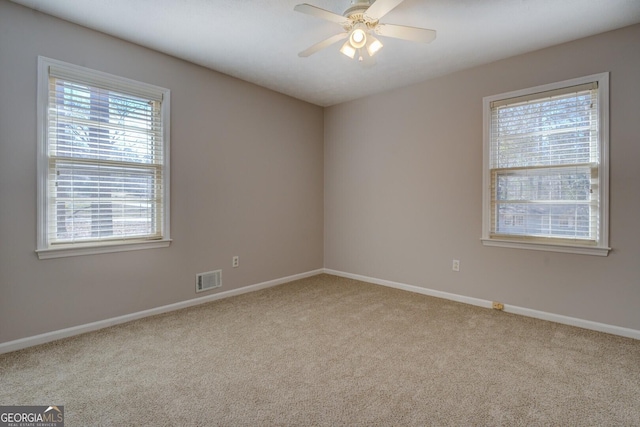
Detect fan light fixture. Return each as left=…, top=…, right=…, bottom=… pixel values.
left=295, top=0, right=437, bottom=66
left=366, top=35, right=383, bottom=56
left=339, top=41, right=357, bottom=58
left=340, top=23, right=380, bottom=60
left=349, top=27, right=367, bottom=48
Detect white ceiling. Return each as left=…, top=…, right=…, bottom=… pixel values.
left=10, top=0, right=640, bottom=106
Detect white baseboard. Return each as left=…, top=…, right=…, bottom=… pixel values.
left=323, top=269, right=493, bottom=309
left=3, top=267, right=637, bottom=354
left=0, top=269, right=324, bottom=355
left=324, top=269, right=640, bottom=341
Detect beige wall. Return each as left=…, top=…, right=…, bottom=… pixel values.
left=325, top=24, right=640, bottom=331
left=0, top=1, right=324, bottom=343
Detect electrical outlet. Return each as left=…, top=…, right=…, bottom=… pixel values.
left=232, top=256, right=239, bottom=268
left=452, top=259, right=460, bottom=272
left=492, top=302, right=504, bottom=311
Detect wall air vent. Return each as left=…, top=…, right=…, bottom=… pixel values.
left=196, top=270, right=222, bottom=293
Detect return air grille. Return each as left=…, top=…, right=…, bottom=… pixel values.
left=196, top=270, right=221, bottom=293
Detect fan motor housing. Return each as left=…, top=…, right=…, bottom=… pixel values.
left=344, top=1, right=372, bottom=19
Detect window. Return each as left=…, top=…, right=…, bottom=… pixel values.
left=482, top=73, right=609, bottom=256
left=37, top=57, right=171, bottom=259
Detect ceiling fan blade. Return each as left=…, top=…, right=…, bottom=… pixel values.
left=376, top=24, right=436, bottom=43
left=294, top=4, right=348, bottom=24
left=364, top=0, right=405, bottom=21
left=298, top=32, right=348, bottom=57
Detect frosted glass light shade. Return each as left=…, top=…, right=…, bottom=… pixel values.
left=340, top=41, right=356, bottom=58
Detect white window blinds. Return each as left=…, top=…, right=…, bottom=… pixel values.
left=37, top=57, right=170, bottom=257
left=483, top=73, right=609, bottom=255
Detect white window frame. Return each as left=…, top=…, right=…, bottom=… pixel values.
left=36, top=57, right=171, bottom=259
left=481, top=73, right=610, bottom=256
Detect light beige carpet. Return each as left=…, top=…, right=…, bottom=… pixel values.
left=1, top=274, right=639, bottom=426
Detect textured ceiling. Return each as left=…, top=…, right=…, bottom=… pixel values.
left=9, top=0, right=640, bottom=106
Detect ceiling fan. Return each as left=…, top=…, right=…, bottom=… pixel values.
left=294, top=0, right=436, bottom=65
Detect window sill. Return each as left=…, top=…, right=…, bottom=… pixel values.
left=481, top=238, right=610, bottom=257
left=36, top=239, right=172, bottom=260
